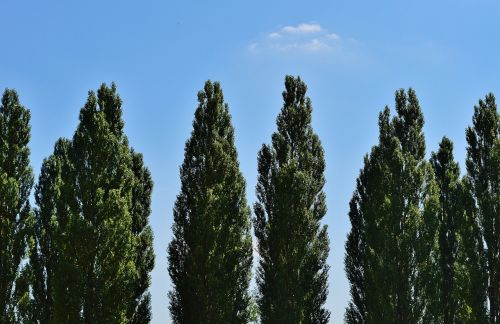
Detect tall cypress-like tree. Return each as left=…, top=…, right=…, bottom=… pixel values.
left=24, top=83, right=154, bottom=323
left=459, top=176, right=488, bottom=323
left=65, top=84, right=135, bottom=322
left=254, top=76, right=330, bottom=324
left=465, top=93, right=500, bottom=323
left=24, top=138, right=74, bottom=324
left=168, top=80, right=253, bottom=323
left=0, top=89, right=34, bottom=323
left=96, top=84, right=155, bottom=323
left=430, top=137, right=473, bottom=323
left=345, top=89, right=439, bottom=323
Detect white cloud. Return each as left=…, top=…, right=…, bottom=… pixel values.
left=277, top=39, right=330, bottom=52
left=249, top=23, right=343, bottom=54
left=281, top=23, right=322, bottom=34
left=304, top=39, right=330, bottom=51
left=326, top=33, right=340, bottom=40
left=268, top=32, right=281, bottom=39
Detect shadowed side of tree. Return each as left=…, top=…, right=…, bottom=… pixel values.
left=0, top=89, right=34, bottom=323
left=465, top=93, right=499, bottom=324
left=430, top=137, right=483, bottom=323
left=21, top=138, right=75, bottom=323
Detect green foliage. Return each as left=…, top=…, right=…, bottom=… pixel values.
left=458, top=176, right=488, bottom=323
left=430, top=137, right=482, bottom=323
left=26, top=138, right=73, bottom=323
left=465, top=93, right=499, bottom=323
left=23, top=83, right=154, bottom=323
left=344, top=168, right=366, bottom=323
left=168, top=80, right=253, bottom=323
left=254, top=75, right=330, bottom=324
left=127, top=150, right=155, bottom=324
left=0, top=89, right=34, bottom=323
left=345, top=89, right=440, bottom=323
left=1, top=78, right=497, bottom=324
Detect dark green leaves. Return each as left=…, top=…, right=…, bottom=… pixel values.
left=168, top=80, right=253, bottom=324
left=466, top=93, right=499, bottom=323
left=345, top=88, right=439, bottom=323
left=254, top=75, right=330, bottom=324
left=24, top=83, right=154, bottom=323
left=0, top=89, right=33, bottom=323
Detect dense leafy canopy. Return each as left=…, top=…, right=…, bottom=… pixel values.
left=0, top=79, right=498, bottom=324
left=168, top=80, right=253, bottom=324
left=254, top=76, right=330, bottom=324
left=0, top=89, right=33, bottom=323
left=466, top=94, right=499, bottom=323
left=20, top=84, right=154, bottom=323
left=345, top=89, right=440, bottom=323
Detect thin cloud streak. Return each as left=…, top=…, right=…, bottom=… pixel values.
left=281, top=23, right=322, bottom=34
left=249, top=23, right=343, bottom=54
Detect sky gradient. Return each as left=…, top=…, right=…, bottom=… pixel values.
left=2, top=1, right=500, bottom=322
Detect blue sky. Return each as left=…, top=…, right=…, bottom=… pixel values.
left=1, top=1, right=500, bottom=322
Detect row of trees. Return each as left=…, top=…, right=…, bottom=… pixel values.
left=1, top=76, right=498, bottom=323
left=167, top=77, right=499, bottom=323
left=168, top=76, right=330, bottom=323
left=0, top=76, right=329, bottom=324
left=0, top=84, right=154, bottom=323
left=345, top=89, right=499, bottom=323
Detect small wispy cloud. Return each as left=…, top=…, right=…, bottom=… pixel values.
left=249, top=23, right=342, bottom=54
left=268, top=32, right=281, bottom=39
left=326, top=33, right=340, bottom=40
left=281, top=23, right=322, bottom=34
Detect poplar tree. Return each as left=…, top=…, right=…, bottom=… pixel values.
left=96, top=84, right=155, bottom=323
left=0, top=89, right=33, bottom=323
left=459, top=176, right=488, bottom=323
left=25, top=83, right=154, bottom=323
left=27, top=138, right=74, bottom=323
left=254, top=75, right=330, bottom=324
left=345, top=89, right=439, bottom=323
left=168, top=80, right=253, bottom=323
left=430, top=137, right=471, bottom=323
left=465, top=93, right=500, bottom=323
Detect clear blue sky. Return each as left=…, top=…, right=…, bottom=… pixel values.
left=1, top=1, right=499, bottom=322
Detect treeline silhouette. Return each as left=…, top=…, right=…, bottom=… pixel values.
left=0, top=76, right=498, bottom=324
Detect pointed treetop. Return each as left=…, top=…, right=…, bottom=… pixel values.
left=1, top=88, right=20, bottom=109
left=378, top=106, right=393, bottom=145
left=468, top=93, right=499, bottom=146
left=77, top=83, right=124, bottom=138
left=97, top=82, right=124, bottom=137
left=431, top=137, right=460, bottom=193
left=431, top=137, right=456, bottom=169
left=393, top=88, right=425, bottom=159
left=0, top=88, right=32, bottom=149
left=277, top=75, right=312, bottom=140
